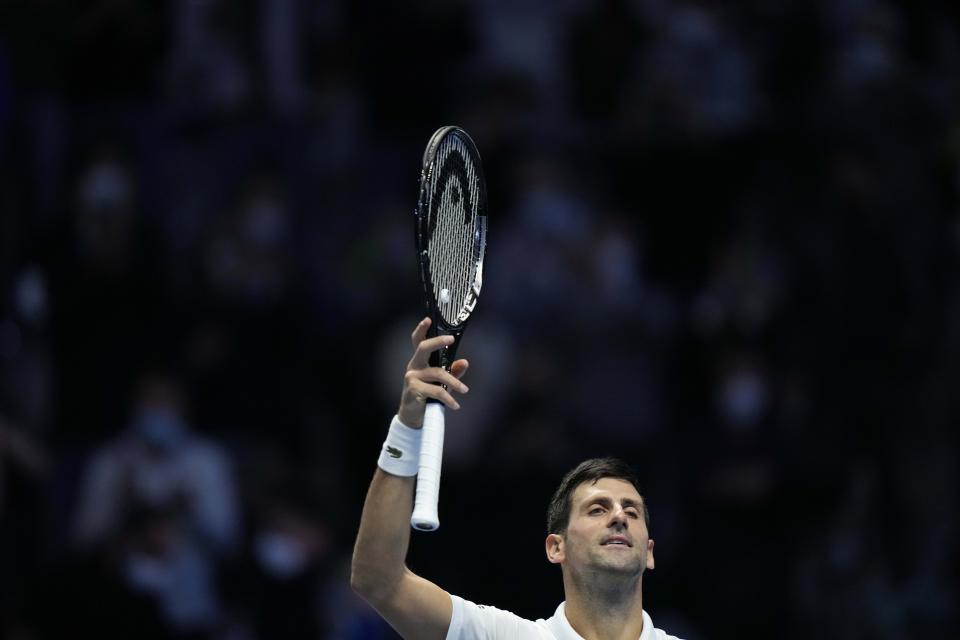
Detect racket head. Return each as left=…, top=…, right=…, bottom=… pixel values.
left=414, top=126, right=487, bottom=365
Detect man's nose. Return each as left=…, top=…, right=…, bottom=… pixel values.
left=608, top=506, right=629, bottom=528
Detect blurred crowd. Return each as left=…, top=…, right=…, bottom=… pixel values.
left=0, top=0, right=958, bottom=638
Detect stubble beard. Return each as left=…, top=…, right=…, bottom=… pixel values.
left=569, top=541, right=646, bottom=599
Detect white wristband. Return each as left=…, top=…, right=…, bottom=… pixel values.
left=377, top=415, right=422, bottom=477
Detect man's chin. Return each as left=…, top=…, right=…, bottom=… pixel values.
left=591, top=554, right=643, bottom=575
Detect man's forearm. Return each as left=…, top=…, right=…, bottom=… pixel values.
left=351, top=468, right=416, bottom=603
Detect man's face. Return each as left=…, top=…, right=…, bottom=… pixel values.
left=545, top=478, right=655, bottom=578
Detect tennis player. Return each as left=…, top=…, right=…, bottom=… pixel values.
left=352, top=318, right=682, bottom=640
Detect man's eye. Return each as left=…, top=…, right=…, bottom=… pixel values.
left=589, top=507, right=605, bottom=515
left=626, top=510, right=640, bottom=519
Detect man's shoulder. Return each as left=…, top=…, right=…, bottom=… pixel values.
left=447, top=596, right=685, bottom=640
left=448, top=594, right=554, bottom=639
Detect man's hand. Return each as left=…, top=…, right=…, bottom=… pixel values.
left=398, top=317, right=470, bottom=428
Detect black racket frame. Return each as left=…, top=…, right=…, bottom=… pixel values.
left=414, top=125, right=488, bottom=370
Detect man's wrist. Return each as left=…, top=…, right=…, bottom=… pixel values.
left=396, top=407, right=424, bottom=429
left=377, top=415, right=422, bottom=477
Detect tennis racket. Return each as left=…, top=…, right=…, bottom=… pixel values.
left=410, top=126, right=488, bottom=531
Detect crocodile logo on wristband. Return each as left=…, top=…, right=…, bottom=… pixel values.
left=386, top=446, right=403, bottom=459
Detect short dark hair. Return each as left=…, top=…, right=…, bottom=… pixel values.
left=546, top=457, right=649, bottom=535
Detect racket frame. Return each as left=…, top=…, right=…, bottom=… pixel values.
left=414, top=126, right=487, bottom=370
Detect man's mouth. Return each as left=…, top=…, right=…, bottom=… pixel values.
left=601, top=536, right=632, bottom=547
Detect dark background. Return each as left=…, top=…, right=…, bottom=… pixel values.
left=0, top=1, right=958, bottom=638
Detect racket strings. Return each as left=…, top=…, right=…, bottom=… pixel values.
left=427, top=135, right=483, bottom=326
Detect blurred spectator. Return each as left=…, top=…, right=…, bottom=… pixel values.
left=472, top=0, right=573, bottom=114
left=14, top=511, right=175, bottom=640
left=827, top=0, right=905, bottom=97
left=1, top=265, right=55, bottom=432
left=74, top=372, right=238, bottom=550
left=624, top=0, right=758, bottom=140
left=185, top=169, right=308, bottom=448
left=691, top=235, right=786, bottom=340
left=163, top=0, right=254, bottom=123
left=44, top=143, right=164, bottom=443
left=227, top=491, right=333, bottom=640
left=488, top=155, right=594, bottom=325
left=72, top=372, right=238, bottom=635
left=205, top=171, right=293, bottom=307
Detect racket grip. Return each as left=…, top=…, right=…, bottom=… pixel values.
left=411, top=402, right=445, bottom=531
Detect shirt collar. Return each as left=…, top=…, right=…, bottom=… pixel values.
left=550, top=602, right=656, bottom=640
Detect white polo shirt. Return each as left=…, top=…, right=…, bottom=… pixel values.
left=446, top=595, right=683, bottom=640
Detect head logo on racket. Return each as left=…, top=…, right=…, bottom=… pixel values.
left=426, top=147, right=477, bottom=240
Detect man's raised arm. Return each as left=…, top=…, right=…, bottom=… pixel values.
left=351, top=318, right=469, bottom=640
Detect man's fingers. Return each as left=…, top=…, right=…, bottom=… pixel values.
left=410, top=317, right=431, bottom=347
left=410, top=334, right=455, bottom=369
left=400, top=326, right=468, bottom=417
left=409, top=380, right=461, bottom=410
left=414, top=367, right=469, bottom=394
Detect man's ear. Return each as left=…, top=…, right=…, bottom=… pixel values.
left=545, top=533, right=565, bottom=564
left=646, top=538, right=655, bottom=571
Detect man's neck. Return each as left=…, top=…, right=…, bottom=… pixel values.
left=562, top=571, right=644, bottom=640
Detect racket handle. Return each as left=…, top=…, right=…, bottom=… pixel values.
left=411, top=402, right=445, bottom=531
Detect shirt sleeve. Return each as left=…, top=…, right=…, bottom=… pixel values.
left=446, top=595, right=548, bottom=640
